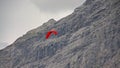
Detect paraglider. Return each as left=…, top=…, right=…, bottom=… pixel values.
left=46, top=29, right=58, bottom=39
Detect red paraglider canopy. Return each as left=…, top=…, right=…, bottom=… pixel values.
left=46, top=29, right=58, bottom=39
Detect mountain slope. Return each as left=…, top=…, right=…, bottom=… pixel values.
left=0, top=42, right=8, bottom=50
left=0, top=0, right=120, bottom=68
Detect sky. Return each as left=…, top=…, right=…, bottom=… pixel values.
left=0, top=0, right=85, bottom=49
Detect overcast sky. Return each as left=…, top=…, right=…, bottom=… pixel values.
left=0, top=0, right=85, bottom=49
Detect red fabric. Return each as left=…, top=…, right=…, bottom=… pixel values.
left=46, top=30, right=58, bottom=39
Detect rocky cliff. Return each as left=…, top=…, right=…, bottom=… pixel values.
left=0, top=0, right=120, bottom=68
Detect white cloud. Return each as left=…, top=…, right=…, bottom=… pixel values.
left=31, top=0, right=85, bottom=13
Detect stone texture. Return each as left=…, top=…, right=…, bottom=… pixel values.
left=0, top=0, right=120, bottom=68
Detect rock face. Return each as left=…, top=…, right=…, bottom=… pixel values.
left=0, top=0, right=120, bottom=68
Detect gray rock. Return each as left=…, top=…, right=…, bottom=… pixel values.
left=0, top=0, right=120, bottom=68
